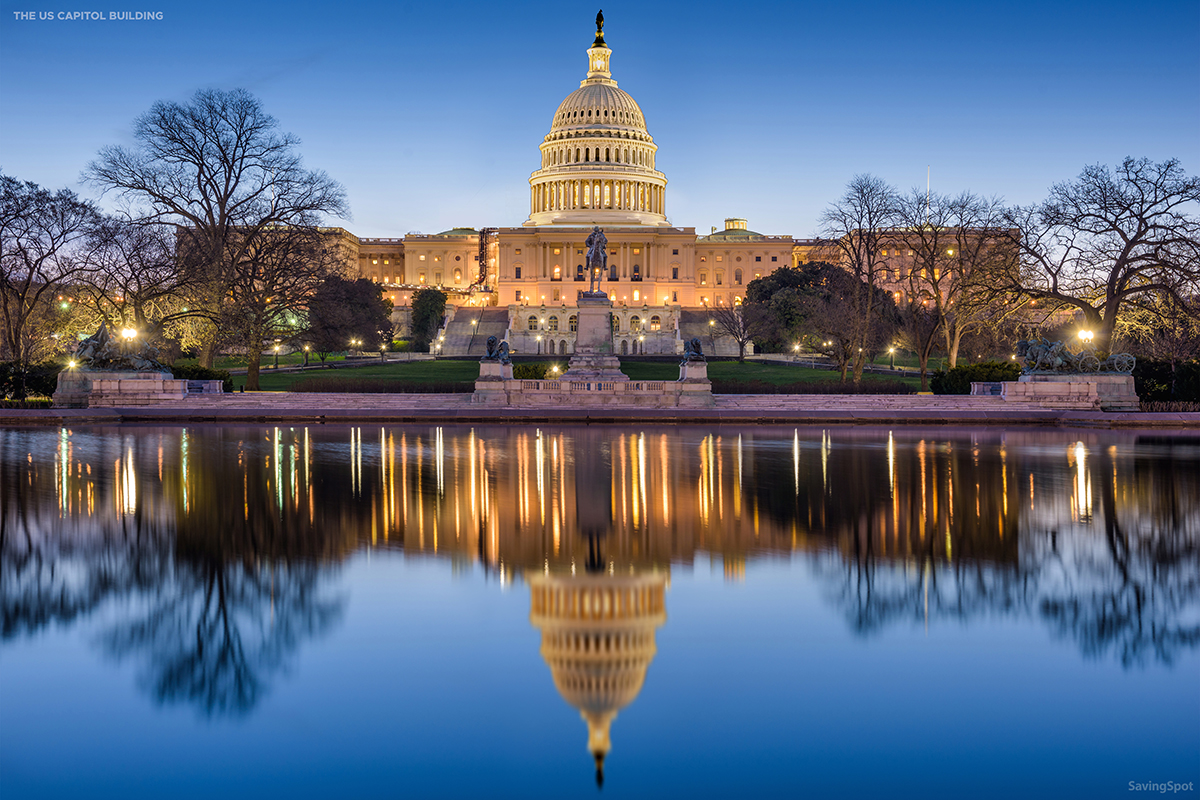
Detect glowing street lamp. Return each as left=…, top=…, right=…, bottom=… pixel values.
left=303, top=344, right=310, bottom=367
left=889, top=347, right=896, bottom=370
left=1078, top=329, right=1095, bottom=345
left=273, top=343, right=280, bottom=369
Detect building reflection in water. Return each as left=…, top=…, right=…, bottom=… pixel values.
left=2, top=424, right=1198, bottom=774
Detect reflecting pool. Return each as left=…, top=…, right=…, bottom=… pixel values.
left=1, top=425, right=1197, bottom=799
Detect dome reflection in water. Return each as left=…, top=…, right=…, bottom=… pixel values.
left=1, top=424, right=1198, bottom=796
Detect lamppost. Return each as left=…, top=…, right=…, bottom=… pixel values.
left=889, top=347, right=895, bottom=370
left=273, top=343, right=280, bottom=369
left=1078, top=329, right=1095, bottom=348
left=303, top=344, right=310, bottom=367
left=536, top=334, right=543, bottom=355
left=792, top=343, right=800, bottom=362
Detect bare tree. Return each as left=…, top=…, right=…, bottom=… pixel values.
left=818, top=174, right=899, bottom=382
left=84, top=88, right=349, bottom=368
left=76, top=217, right=192, bottom=334
left=894, top=190, right=1019, bottom=370
left=0, top=174, right=98, bottom=397
left=1000, top=158, right=1200, bottom=352
left=221, top=227, right=343, bottom=389
left=708, top=302, right=766, bottom=362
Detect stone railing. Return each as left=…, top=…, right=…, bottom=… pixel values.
left=476, top=377, right=712, bottom=408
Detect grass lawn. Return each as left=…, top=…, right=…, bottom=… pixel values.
left=252, top=360, right=479, bottom=391
left=177, top=353, right=352, bottom=370
left=620, top=359, right=923, bottom=389
left=246, top=358, right=921, bottom=392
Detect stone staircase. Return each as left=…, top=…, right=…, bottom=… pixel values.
left=440, top=307, right=510, bottom=356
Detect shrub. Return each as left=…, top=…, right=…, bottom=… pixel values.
left=0, top=361, right=63, bottom=399
left=1140, top=400, right=1200, bottom=413
left=713, top=378, right=915, bottom=395
left=289, top=377, right=473, bottom=393
left=1133, top=359, right=1199, bottom=402
left=930, top=361, right=1020, bottom=395
left=170, top=364, right=234, bottom=393
left=513, top=363, right=550, bottom=380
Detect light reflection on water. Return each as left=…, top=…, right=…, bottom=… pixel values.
left=1, top=424, right=1198, bottom=799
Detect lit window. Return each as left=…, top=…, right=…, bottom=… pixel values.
left=515, top=249, right=522, bottom=255
left=633, top=289, right=640, bottom=302
left=419, top=273, right=426, bottom=283
left=716, top=256, right=723, bottom=262
left=650, top=315, right=661, bottom=331
left=554, top=248, right=561, bottom=255
left=631, top=315, right=642, bottom=331
left=528, top=316, right=538, bottom=331
left=549, top=316, right=559, bottom=331
left=700, top=256, right=707, bottom=263
left=569, top=315, right=578, bottom=332
left=699, top=272, right=708, bottom=285
left=735, top=269, right=743, bottom=285
left=419, top=255, right=426, bottom=261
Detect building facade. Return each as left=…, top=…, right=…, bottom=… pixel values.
left=336, top=17, right=807, bottom=353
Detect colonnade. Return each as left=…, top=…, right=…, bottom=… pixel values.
left=531, top=179, right=664, bottom=216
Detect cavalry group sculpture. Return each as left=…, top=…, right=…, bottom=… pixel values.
left=1015, top=338, right=1135, bottom=375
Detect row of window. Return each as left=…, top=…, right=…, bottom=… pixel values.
left=527, top=314, right=663, bottom=332
left=698, top=255, right=778, bottom=263
left=544, top=145, right=653, bottom=168
left=515, top=290, right=678, bottom=303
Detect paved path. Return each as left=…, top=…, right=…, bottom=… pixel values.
left=3, top=392, right=1197, bottom=428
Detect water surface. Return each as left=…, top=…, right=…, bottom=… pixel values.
left=2, top=424, right=1197, bottom=799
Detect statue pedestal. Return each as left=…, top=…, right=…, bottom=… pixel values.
left=473, top=361, right=513, bottom=404
left=1001, top=374, right=1139, bottom=411
left=561, top=295, right=627, bottom=382
left=679, top=362, right=709, bottom=382
left=53, top=370, right=187, bottom=408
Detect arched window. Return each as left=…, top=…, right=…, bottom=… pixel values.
left=575, top=148, right=580, bottom=162
left=576, top=264, right=585, bottom=281
left=569, top=315, right=578, bottom=332
left=585, top=148, right=590, bottom=162
left=527, top=315, right=538, bottom=331
left=609, top=263, right=618, bottom=281
left=630, top=316, right=642, bottom=332
left=612, top=316, right=620, bottom=333
left=454, top=268, right=463, bottom=284
left=548, top=316, right=559, bottom=331
left=606, top=148, right=611, bottom=162
left=547, top=339, right=555, bottom=354
left=560, top=339, right=568, bottom=354
left=649, top=315, right=661, bottom=331
left=552, top=265, right=561, bottom=281
left=734, top=268, right=743, bottom=285
left=699, top=271, right=708, bottom=286
left=631, top=264, right=641, bottom=281
left=620, top=339, right=628, bottom=355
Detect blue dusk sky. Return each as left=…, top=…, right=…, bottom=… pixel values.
left=1, top=0, right=1197, bottom=238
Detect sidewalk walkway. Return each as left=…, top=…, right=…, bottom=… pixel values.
left=3, top=392, right=1197, bottom=429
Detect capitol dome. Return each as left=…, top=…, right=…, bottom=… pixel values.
left=525, top=14, right=669, bottom=228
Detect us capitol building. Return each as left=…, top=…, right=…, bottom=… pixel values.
left=336, top=14, right=812, bottom=356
